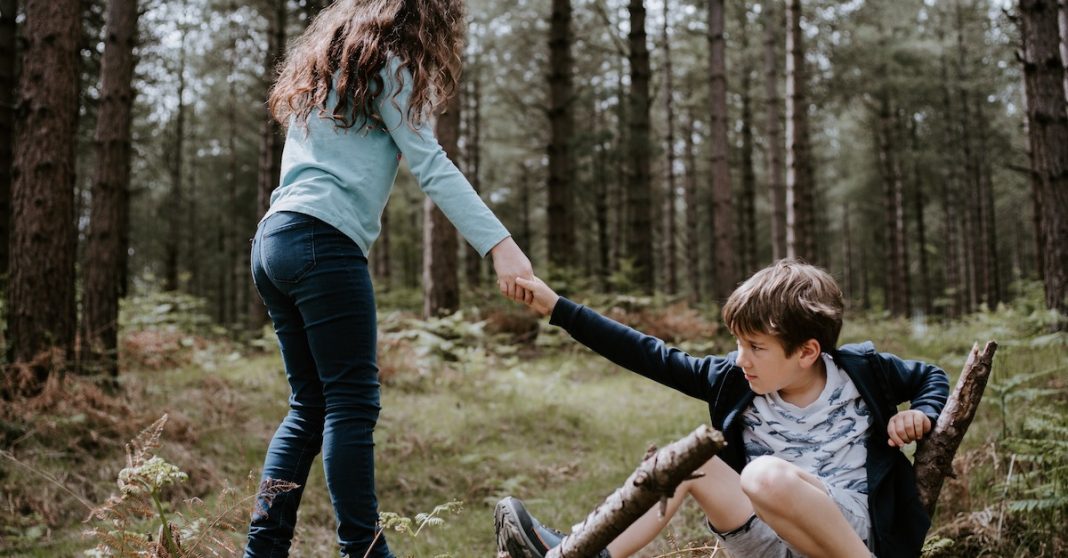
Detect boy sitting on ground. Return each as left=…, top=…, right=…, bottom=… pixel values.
left=495, top=260, right=948, bottom=558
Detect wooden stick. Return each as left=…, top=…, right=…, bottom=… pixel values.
left=545, top=424, right=726, bottom=558
left=913, top=340, right=998, bottom=517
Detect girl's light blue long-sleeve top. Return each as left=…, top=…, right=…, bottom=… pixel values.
left=262, top=58, right=509, bottom=258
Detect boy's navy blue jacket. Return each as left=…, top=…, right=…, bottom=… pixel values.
left=550, top=298, right=950, bottom=558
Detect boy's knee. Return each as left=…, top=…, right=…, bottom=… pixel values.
left=740, top=456, right=799, bottom=506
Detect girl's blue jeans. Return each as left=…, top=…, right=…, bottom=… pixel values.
left=245, top=211, right=393, bottom=558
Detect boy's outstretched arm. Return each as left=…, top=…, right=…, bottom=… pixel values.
left=515, top=276, right=729, bottom=402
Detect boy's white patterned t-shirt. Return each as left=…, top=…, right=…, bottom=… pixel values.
left=742, top=353, right=872, bottom=519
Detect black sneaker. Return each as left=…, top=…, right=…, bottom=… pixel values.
left=494, top=497, right=611, bottom=558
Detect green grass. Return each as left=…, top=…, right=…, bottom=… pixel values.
left=2, top=293, right=1065, bottom=557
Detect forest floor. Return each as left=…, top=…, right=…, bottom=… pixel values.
left=1, top=286, right=1065, bottom=557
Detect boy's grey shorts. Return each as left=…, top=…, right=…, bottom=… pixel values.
left=707, top=484, right=875, bottom=558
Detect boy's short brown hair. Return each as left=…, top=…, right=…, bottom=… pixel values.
left=721, top=259, right=844, bottom=356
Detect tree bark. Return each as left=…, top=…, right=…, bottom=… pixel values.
left=909, top=117, right=933, bottom=317
left=682, top=112, right=701, bottom=304
left=422, top=92, right=461, bottom=318
left=1059, top=0, right=1068, bottom=105
left=661, top=0, right=677, bottom=295
left=464, top=59, right=483, bottom=288
left=738, top=4, right=756, bottom=277
left=708, top=0, right=736, bottom=301
left=81, top=0, right=138, bottom=377
left=0, top=0, right=15, bottom=278
left=6, top=0, right=81, bottom=372
left=250, top=0, right=286, bottom=329
left=974, top=95, right=1000, bottom=308
left=763, top=0, right=787, bottom=262
left=547, top=0, right=575, bottom=274
left=785, top=0, right=816, bottom=263
left=914, top=341, right=998, bottom=517
left=164, top=36, right=186, bottom=293
left=938, top=25, right=963, bottom=318
left=627, top=0, right=653, bottom=293
left=876, top=97, right=907, bottom=317
left=1021, top=0, right=1068, bottom=330
left=955, top=4, right=979, bottom=314
left=544, top=425, right=727, bottom=558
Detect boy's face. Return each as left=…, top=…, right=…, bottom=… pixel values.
left=734, top=332, right=818, bottom=395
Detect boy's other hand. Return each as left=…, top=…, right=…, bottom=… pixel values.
left=887, top=410, right=932, bottom=447
left=515, top=276, right=559, bottom=316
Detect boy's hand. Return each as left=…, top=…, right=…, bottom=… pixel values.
left=887, top=410, right=932, bottom=447
left=515, top=276, right=559, bottom=316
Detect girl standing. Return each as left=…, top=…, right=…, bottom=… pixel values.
left=246, top=1, right=533, bottom=556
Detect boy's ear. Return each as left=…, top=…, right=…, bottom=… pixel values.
left=798, top=339, right=822, bottom=367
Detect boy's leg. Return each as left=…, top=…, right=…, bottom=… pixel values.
left=740, top=456, right=870, bottom=558
left=607, top=456, right=752, bottom=557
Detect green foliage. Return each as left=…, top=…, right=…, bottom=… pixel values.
left=376, top=501, right=464, bottom=558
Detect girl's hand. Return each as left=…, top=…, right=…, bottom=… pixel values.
left=887, top=410, right=933, bottom=447
left=515, top=276, right=559, bottom=316
left=490, top=236, right=534, bottom=303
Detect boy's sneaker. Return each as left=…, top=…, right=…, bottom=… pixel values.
left=494, top=497, right=610, bottom=558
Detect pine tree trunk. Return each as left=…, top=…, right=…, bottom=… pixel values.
left=876, top=97, right=905, bottom=316
left=763, top=0, right=787, bottom=262
left=785, top=0, right=815, bottom=263
left=612, top=61, right=627, bottom=281
left=955, top=4, right=979, bottom=314
left=1059, top=0, right=1068, bottom=104
left=708, top=0, right=736, bottom=301
left=1021, top=0, right=1068, bottom=329
left=682, top=112, right=701, bottom=304
left=892, top=115, right=911, bottom=317
left=374, top=207, right=391, bottom=287
left=661, top=1, right=678, bottom=295
left=842, top=203, right=855, bottom=306
left=739, top=9, right=757, bottom=278
left=627, top=0, right=653, bottom=293
left=547, top=0, right=574, bottom=273
left=250, top=0, right=286, bottom=329
left=973, top=96, right=1000, bottom=307
left=6, top=0, right=80, bottom=372
left=519, top=161, right=532, bottom=257
left=81, top=0, right=138, bottom=377
left=939, top=27, right=963, bottom=318
left=422, top=92, right=461, bottom=318
left=164, top=43, right=186, bottom=293
left=464, top=62, right=483, bottom=288
left=0, top=0, right=15, bottom=279
left=910, top=118, right=933, bottom=317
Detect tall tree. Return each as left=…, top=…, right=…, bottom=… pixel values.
left=250, top=0, right=287, bottom=329
left=0, top=0, right=15, bottom=278
left=909, top=117, right=933, bottom=316
left=763, top=0, right=787, bottom=262
left=682, top=111, right=701, bottom=303
left=938, top=25, right=963, bottom=317
left=708, top=0, right=736, bottom=300
left=737, top=2, right=757, bottom=276
left=423, top=92, right=461, bottom=318
left=463, top=53, right=483, bottom=288
left=1020, top=0, right=1068, bottom=329
left=785, top=0, right=816, bottom=262
left=661, top=0, right=678, bottom=295
left=164, top=27, right=187, bottom=292
left=80, top=0, right=139, bottom=377
left=6, top=0, right=81, bottom=372
left=626, top=0, right=653, bottom=292
left=547, top=0, right=575, bottom=273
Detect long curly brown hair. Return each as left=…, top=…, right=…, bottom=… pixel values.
left=268, top=0, right=466, bottom=131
